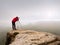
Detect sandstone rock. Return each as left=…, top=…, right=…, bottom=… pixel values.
left=5, top=30, right=60, bottom=45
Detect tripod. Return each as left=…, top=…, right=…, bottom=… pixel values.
left=17, top=21, right=23, bottom=30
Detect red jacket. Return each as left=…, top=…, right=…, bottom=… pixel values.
left=12, top=17, right=19, bottom=22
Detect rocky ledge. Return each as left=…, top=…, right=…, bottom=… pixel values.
left=5, top=30, right=60, bottom=45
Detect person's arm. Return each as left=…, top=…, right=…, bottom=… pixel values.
left=17, top=17, right=19, bottom=21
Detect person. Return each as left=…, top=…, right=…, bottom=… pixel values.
left=12, top=16, right=19, bottom=30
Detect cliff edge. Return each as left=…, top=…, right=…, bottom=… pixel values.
left=5, top=30, right=60, bottom=45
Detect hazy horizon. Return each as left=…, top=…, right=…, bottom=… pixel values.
left=0, top=0, right=60, bottom=45
left=1, top=21, right=60, bottom=35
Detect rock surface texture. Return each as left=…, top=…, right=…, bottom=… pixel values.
left=5, top=30, right=60, bottom=45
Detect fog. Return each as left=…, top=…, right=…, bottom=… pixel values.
left=0, top=0, right=60, bottom=22
left=0, top=0, right=60, bottom=45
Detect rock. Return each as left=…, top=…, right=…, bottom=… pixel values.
left=5, top=30, right=60, bottom=45
left=48, top=41, right=60, bottom=45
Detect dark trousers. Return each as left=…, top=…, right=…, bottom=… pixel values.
left=12, top=22, right=16, bottom=30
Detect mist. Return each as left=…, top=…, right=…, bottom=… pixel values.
left=0, top=0, right=60, bottom=45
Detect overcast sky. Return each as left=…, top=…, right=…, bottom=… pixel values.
left=0, top=0, right=60, bottom=25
